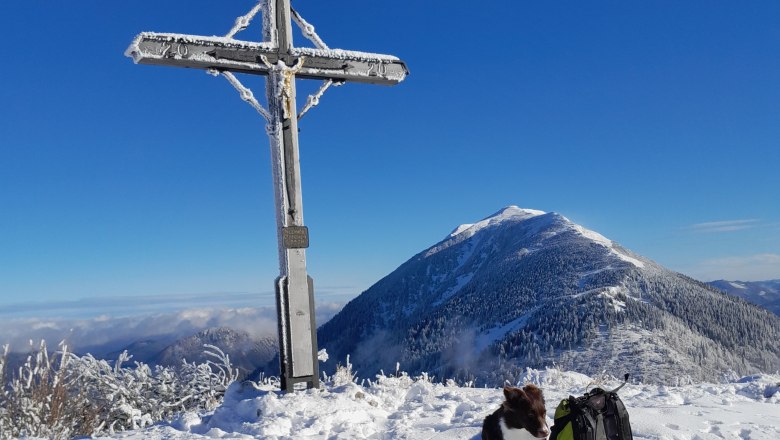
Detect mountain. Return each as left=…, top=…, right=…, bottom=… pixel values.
left=103, top=337, right=177, bottom=364
left=152, top=327, right=277, bottom=376
left=318, top=206, right=780, bottom=385
left=708, top=280, right=780, bottom=315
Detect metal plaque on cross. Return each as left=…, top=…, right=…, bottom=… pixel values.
left=125, top=0, right=407, bottom=392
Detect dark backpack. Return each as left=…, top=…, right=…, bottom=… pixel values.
left=549, top=375, right=633, bottom=440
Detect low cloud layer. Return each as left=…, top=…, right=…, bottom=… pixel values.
left=0, top=286, right=357, bottom=319
left=0, top=302, right=345, bottom=355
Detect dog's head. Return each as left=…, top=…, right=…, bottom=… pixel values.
left=502, top=384, right=549, bottom=438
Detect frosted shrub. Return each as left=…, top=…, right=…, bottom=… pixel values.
left=327, top=354, right=359, bottom=387
left=175, top=344, right=239, bottom=411
left=0, top=340, right=238, bottom=438
left=0, top=341, right=78, bottom=439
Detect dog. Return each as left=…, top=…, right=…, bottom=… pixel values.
left=482, top=384, right=550, bottom=439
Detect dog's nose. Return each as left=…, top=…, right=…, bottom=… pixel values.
left=537, top=428, right=550, bottom=438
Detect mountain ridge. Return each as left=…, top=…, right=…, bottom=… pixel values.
left=102, top=327, right=277, bottom=376
left=708, top=279, right=780, bottom=315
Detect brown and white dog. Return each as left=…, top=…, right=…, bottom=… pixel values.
left=482, top=384, right=550, bottom=440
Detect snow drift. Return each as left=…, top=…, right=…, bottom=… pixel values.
left=95, top=368, right=780, bottom=439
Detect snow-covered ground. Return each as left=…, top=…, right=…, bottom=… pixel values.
left=96, top=369, right=780, bottom=440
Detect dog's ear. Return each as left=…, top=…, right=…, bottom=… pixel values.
left=503, top=386, right=527, bottom=402
left=522, top=383, right=545, bottom=403
left=523, top=384, right=541, bottom=396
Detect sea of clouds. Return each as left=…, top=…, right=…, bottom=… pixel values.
left=0, top=290, right=346, bottom=355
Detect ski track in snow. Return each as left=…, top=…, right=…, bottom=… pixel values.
left=93, top=370, right=780, bottom=440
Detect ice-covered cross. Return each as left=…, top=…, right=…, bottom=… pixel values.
left=125, top=0, right=408, bottom=392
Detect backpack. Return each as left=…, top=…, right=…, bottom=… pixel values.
left=549, top=375, right=633, bottom=440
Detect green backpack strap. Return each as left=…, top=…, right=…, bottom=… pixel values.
left=551, top=397, right=585, bottom=440
left=550, top=398, right=573, bottom=440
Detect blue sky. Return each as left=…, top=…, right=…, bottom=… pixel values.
left=1, top=1, right=778, bottom=314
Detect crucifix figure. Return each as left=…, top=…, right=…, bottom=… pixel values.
left=125, top=0, right=408, bottom=391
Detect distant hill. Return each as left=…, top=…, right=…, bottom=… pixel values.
left=102, top=327, right=277, bottom=377
left=152, top=327, right=277, bottom=376
left=708, top=280, right=780, bottom=315
left=318, top=206, right=780, bottom=385
left=104, top=338, right=175, bottom=364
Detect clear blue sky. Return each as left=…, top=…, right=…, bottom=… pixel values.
left=1, top=1, right=778, bottom=313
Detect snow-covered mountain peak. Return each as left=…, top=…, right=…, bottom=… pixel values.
left=449, top=205, right=546, bottom=238
left=451, top=206, right=645, bottom=269
left=319, top=206, right=779, bottom=385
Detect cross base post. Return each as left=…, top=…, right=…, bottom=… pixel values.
left=275, top=275, right=320, bottom=391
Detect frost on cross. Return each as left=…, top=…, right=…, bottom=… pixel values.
left=125, top=0, right=407, bottom=392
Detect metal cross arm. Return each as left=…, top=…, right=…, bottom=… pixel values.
left=125, top=33, right=409, bottom=86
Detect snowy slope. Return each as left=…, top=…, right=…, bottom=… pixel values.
left=96, top=369, right=780, bottom=440
left=317, top=206, right=780, bottom=384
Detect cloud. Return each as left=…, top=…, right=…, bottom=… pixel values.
left=0, top=291, right=273, bottom=320
left=0, top=285, right=356, bottom=356
left=683, top=253, right=780, bottom=282
left=0, top=302, right=346, bottom=355
left=686, top=219, right=760, bottom=233
left=0, top=285, right=359, bottom=319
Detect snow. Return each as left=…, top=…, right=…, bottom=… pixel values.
left=225, top=1, right=264, bottom=39
left=569, top=223, right=646, bottom=269
left=291, top=47, right=401, bottom=62
left=431, top=238, right=481, bottom=306
left=449, top=206, right=545, bottom=239
left=125, top=33, right=401, bottom=64
left=598, top=286, right=628, bottom=312
left=447, top=207, right=645, bottom=269
left=433, top=272, right=474, bottom=306
left=729, top=281, right=748, bottom=290
left=125, top=33, right=276, bottom=60
left=291, top=8, right=330, bottom=50
left=474, top=311, right=533, bottom=352
left=94, top=369, right=780, bottom=440
left=449, top=223, right=474, bottom=237
left=571, top=223, right=612, bottom=246
left=125, top=33, right=406, bottom=83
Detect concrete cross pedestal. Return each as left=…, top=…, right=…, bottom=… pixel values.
left=125, top=0, right=408, bottom=391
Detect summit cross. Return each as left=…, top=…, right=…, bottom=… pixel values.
left=125, top=0, right=408, bottom=391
